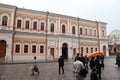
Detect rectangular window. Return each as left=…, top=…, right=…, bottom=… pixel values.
left=17, top=20, right=21, bottom=28
left=81, top=47, right=83, bottom=54
left=33, top=22, right=37, bottom=30
left=94, top=30, right=96, bottom=36
left=80, top=28, right=83, bottom=35
left=90, top=29, right=92, bottom=36
left=25, top=21, right=29, bottom=29
left=15, top=44, right=20, bottom=53
left=41, top=22, right=44, bottom=31
left=32, top=45, right=36, bottom=53
left=86, top=47, right=88, bottom=53
left=102, top=30, right=104, bottom=36
left=24, top=45, right=28, bottom=53
left=95, top=48, right=97, bottom=52
left=40, top=45, right=44, bottom=53
left=85, top=29, right=87, bottom=35
left=91, top=48, right=93, bottom=53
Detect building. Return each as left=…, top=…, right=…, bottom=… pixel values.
left=108, top=30, right=120, bottom=55
left=0, top=3, right=109, bottom=62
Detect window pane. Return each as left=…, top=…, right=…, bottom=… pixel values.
left=25, top=21, right=29, bottom=29
left=2, top=16, right=8, bottom=26
left=80, top=28, right=83, bottom=35
left=40, top=46, right=44, bottom=53
left=50, top=23, right=54, bottom=32
left=17, top=20, right=21, bottom=28
left=62, top=25, right=65, bottom=33
left=81, top=47, right=83, bottom=54
left=32, top=45, right=36, bottom=53
left=72, top=26, right=75, bottom=35
left=41, top=22, right=44, bottom=31
left=33, top=22, right=37, bottom=30
left=24, top=45, right=28, bottom=53
left=86, top=47, right=88, bottom=53
left=15, top=44, right=20, bottom=53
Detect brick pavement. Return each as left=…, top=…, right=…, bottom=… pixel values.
left=0, top=56, right=120, bottom=80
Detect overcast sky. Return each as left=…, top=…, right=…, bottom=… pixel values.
left=0, top=0, right=120, bottom=35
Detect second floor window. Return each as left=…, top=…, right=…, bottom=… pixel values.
left=2, top=16, right=8, bottom=26
left=41, top=22, right=44, bottom=31
left=102, top=30, right=104, bottom=36
left=94, top=30, right=96, bottom=36
left=50, top=23, right=54, bottom=32
left=24, top=45, right=28, bottom=53
left=91, top=48, right=93, bottom=53
left=40, top=45, right=44, bottom=53
left=90, top=29, right=92, bottom=36
left=85, top=28, right=87, bottom=35
left=62, top=25, right=65, bottom=33
left=32, top=45, right=36, bottom=53
left=17, top=20, right=22, bottom=28
left=33, top=22, right=37, bottom=30
left=72, top=26, right=75, bottom=35
left=80, top=28, right=83, bottom=35
left=25, top=21, right=29, bottom=29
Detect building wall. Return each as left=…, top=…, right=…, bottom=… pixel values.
left=0, top=3, right=109, bottom=61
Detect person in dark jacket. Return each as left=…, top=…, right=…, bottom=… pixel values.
left=89, top=57, right=96, bottom=70
left=58, top=56, right=64, bottom=74
left=74, top=53, right=80, bottom=61
left=95, top=55, right=102, bottom=79
left=90, top=67, right=98, bottom=80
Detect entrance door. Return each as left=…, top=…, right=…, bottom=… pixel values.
left=62, top=43, right=68, bottom=59
left=73, top=48, right=76, bottom=57
left=0, top=40, right=6, bottom=58
left=50, top=48, right=54, bottom=58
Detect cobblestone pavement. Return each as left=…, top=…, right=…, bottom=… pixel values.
left=0, top=56, right=120, bottom=80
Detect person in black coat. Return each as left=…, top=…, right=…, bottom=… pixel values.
left=58, top=56, right=64, bottom=74
left=90, top=67, right=98, bottom=80
left=89, top=57, right=96, bottom=70
left=95, top=55, right=102, bottom=79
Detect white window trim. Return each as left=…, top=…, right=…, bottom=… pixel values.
left=32, top=19, right=38, bottom=31
left=24, top=17, right=31, bottom=31
left=31, top=43, right=37, bottom=54
left=1, top=13, right=9, bottom=26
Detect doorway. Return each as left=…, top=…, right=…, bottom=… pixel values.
left=62, top=43, right=68, bottom=59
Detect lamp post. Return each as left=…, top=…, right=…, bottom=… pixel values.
left=77, top=18, right=80, bottom=54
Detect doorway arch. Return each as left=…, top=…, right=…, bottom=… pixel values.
left=0, top=40, right=6, bottom=59
left=103, top=45, right=106, bottom=56
left=62, top=43, right=68, bottom=59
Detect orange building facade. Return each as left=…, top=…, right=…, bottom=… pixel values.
left=0, top=3, right=109, bottom=62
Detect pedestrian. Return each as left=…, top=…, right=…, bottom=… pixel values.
left=116, top=54, right=120, bottom=67
left=100, top=54, right=104, bottom=69
left=58, top=56, right=64, bottom=74
left=89, top=57, right=96, bottom=70
left=95, top=55, right=102, bottom=79
left=79, top=53, right=85, bottom=66
left=84, top=55, right=89, bottom=70
left=31, top=56, right=39, bottom=75
left=90, top=67, right=98, bottom=80
left=73, top=57, right=85, bottom=80
left=74, top=53, right=80, bottom=61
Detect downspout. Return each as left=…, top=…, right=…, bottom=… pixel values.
left=96, top=21, right=100, bottom=51
left=77, top=18, right=80, bottom=54
left=11, top=7, right=17, bottom=62
left=45, top=11, right=49, bottom=61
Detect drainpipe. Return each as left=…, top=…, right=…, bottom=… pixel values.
left=96, top=21, right=100, bottom=51
left=45, top=11, right=49, bottom=61
left=77, top=18, right=80, bottom=54
left=11, top=7, right=17, bottom=62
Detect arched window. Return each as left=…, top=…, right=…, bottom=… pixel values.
left=50, top=23, right=54, bottom=32
left=80, top=28, right=83, bottom=35
left=62, top=24, right=65, bottom=33
left=72, top=26, right=75, bottom=35
left=85, top=28, right=87, bottom=35
left=2, top=16, right=8, bottom=26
